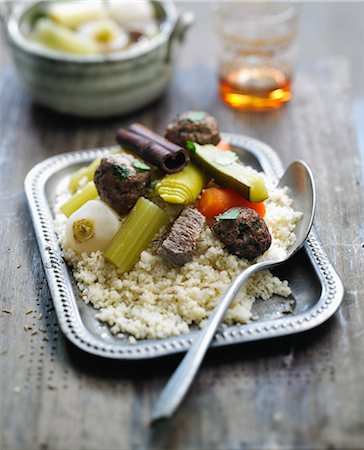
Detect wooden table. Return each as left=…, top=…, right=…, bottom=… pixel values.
left=1, top=3, right=363, bottom=449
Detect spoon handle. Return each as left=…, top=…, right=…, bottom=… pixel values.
left=151, top=261, right=268, bottom=423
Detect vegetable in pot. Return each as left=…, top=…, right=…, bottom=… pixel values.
left=48, top=1, right=105, bottom=28
left=155, top=163, right=207, bottom=204
left=64, top=199, right=120, bottom=254
left=32, top=18, right=99, bottom=55
left=104, top=197, right=168, bottom=273
left=77, top=19, right=129, bottom=52
left=107, top=0, right=155, bottom=26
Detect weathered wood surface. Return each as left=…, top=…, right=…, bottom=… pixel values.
left=1, top=3, right=364, bottom=450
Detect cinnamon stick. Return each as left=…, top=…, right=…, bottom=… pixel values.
left=116, top=124, right=189, bottom=174
left=129, top=123, right=185, bottom=155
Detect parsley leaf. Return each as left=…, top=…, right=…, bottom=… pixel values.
left=132, top=160, right=150, bottom=171
left=112, top=164, right=129, bottom=181
left=186, top=111, right=205, bottom=122
left=214, top=151, right=238, bottom=166
left=216, top=208, right=240, bottom=221
left=186, top=141, right=196, bottom=154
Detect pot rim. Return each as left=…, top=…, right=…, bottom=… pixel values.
left=7, top=0, right=177, bottom=64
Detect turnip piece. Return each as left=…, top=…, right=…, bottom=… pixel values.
left=64, top=200, right=121, bottom=254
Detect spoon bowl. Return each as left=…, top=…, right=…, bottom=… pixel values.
left=151, top=160, right=316, bottom=423
left=276, top=160, right=316, bottom=259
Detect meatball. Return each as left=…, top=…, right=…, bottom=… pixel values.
left=94, top=153, right=150, bottom=217
left=165, top=111, right=221, bottom=147
left=213, top=207, right=272, bottom=260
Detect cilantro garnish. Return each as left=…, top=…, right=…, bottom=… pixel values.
left=216, top=208, right=240, bottom=221
left=214, top=151, right=238, bottom=166
left=186, top=111, right=205, bottom=122
left=186, top=140, right=196, bottom=154
left=132, top=160, right=150, bottom=171
left=112, top=164, right=129, bottom=181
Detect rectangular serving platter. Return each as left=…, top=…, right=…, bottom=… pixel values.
left=24, top=133, right=344, bottom=359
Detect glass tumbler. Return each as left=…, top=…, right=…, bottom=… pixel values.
left=215, top=2, right=299, bottom=111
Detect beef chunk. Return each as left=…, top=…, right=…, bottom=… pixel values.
left=213, top=206, right=272, bottom=260
left=165, top=111, right=221, bottom=147
left=158, top=207, right=206, bottom=265
left=94, top=153, right=150, bottom=217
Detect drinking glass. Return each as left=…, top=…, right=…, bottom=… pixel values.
left=215, top=2, right=299, bottom=111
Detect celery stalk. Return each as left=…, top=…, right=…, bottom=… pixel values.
left=104, top=197, right=168, bottom=273
left=60, top=181, right=98, bottom=217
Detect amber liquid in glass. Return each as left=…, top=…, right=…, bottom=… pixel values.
left=219, top=66, right=292, bottom=111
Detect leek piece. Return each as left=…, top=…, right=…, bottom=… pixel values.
left=104, top=197, right=168, bottom=273
left=48, top=1, right=105, bottom=29
left=68, top=167, right=90, bottom=193
left=77, top=19, right=129, bottom=52
left=60, top=181, right=98, bottom=217
left=68, top=158, right=102, bottom=192
left=155, top=163, right=206, bottom=205
left=32, top=19, right=99, bottom=55
left=87, top=157, right=103, bottom=174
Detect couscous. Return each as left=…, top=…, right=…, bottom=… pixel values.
left=55, top=179, right=300, bottom=340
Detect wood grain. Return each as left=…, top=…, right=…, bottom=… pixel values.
left=1, top=3, right=364, bottom=450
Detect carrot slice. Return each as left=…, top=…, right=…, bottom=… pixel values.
left=198, top=187, right=266, bottom=219
left=216, top=140, right=231, bottom=151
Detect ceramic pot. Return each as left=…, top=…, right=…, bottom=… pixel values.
left=6, top=1, right=193, bottom=117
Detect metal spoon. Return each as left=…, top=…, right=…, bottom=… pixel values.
left=151, top=160, right=316, bottom=423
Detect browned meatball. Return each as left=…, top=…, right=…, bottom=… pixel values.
left=165, top=111, right=220, bottom=147
left=94, top=153, right=150, bottom=217
left=213, top=207, right=272, bottom=260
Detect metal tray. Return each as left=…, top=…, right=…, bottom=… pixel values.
left=24, top=133, right=344, bottom=359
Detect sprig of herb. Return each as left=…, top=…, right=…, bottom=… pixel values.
left=216, top=208, right=240, bottom=221
left=186, top=111, right=205, bottom=122
left=213, top=151, right=238, bottom=166
left=186, top=140, right=196, bottom=154
left=112, top=164, right=129, bottom=181
left=132, top=160, right=150, bottom=171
